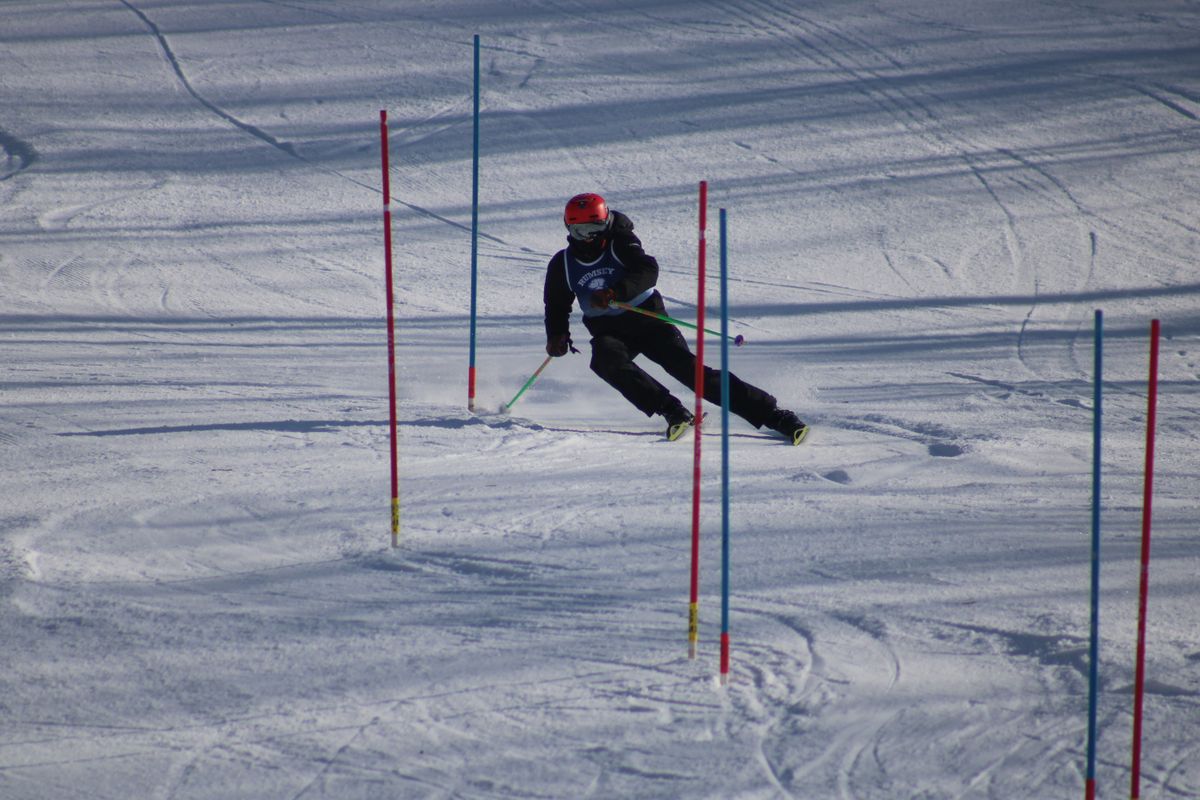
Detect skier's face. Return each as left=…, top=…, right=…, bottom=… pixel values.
left=567, top=220, right=608, bottom=242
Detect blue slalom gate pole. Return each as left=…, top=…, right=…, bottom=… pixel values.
left=1085, top=308, right=1102, bottom=800
left=467, top=33, right=480, bottom=411
left=719, top=208, right=732, bottom=686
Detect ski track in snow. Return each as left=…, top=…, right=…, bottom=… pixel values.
left=757, top=0, right=1091, bottom=381
left=0, top=127, right=38, bottom=181
left=117, top=0, right=300, bottom=158
left=117, top=0, right=519, bottom=250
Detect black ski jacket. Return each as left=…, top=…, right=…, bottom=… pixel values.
left=543, top=210, right=663, bottom=339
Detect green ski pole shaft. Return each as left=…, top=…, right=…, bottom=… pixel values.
left=610, top=300, right=744, bottom=346
left=502, top=355, right=554, bottom=411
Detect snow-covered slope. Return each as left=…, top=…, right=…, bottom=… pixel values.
left=2, top=1, right=1198, bottom=797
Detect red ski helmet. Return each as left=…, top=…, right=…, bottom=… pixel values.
left=563, top=193, right=610, bottom=241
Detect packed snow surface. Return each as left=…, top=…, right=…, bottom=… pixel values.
left=2, top=1, right=1199, bottom=798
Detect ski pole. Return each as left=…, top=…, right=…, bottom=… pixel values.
left=501, top=355, right=554, bottom=412
left=610, top=300, right=744, bottom=346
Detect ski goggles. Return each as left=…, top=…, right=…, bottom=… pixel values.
left=566, top=219, right=609, bottom=241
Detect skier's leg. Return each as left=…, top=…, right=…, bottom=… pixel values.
left=640, top=325, right=780, bottom=427
left=590, top=334, right=680, bottom=417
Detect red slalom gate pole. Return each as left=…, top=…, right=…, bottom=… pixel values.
left=380, top=110, right=400, bottom=547
left=689, top=180, right=707, bottom=659
left=1130, top=318, right=1160, bottom=800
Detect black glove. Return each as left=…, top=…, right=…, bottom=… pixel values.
left=546, top=333, right=571, bottom=357
left=589, top=288, right=616, bottom=309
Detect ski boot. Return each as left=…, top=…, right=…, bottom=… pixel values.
left=768, top=409, right=809, bottom=446
left=662, top=404, right=696, bottom=442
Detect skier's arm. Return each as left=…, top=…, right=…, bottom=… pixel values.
left=543, top=251, right=574, bottom=338
left=611, top=232, right=659, bottom=304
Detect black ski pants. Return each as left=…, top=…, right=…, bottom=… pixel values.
left=584, top=310, right=778, bottom=427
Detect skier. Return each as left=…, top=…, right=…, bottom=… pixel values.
left=543, top=192, right=809, bottom=444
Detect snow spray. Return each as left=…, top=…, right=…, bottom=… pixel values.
left=502, top=355, right=553, bottom=413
